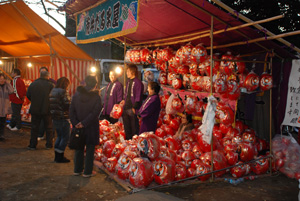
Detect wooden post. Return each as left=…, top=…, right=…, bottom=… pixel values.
left=10, top=2, right=83, bottom=82
left=210, top=16, right=214, bottom=182
left=211, top=0, right=300, bottom=54
left=269, top=51, right=273, bottom=174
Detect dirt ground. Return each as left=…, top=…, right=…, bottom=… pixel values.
left=0, top=127, right=299, bottom=201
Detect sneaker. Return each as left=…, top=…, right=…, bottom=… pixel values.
left=27, top=146, right=36, bottom=150
left=6, top=124, right=12, bottom=130
left=83, top=171, right=96, bottom=178
left=73, top=172, right=83, bottom=176
left=10, top=127, right=20, bottom=131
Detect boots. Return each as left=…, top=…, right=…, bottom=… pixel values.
left=55, top=151, right=70, bottom=163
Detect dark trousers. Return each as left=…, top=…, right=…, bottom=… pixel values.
left=122, top=109, right=139, bottom=140
left=10, top=103, right=22, bottom=129
left=100, top=114, right=118, bottom=124
left=29, top=114, right=53, bottom=148
left=74, top=144, right=95, bottom=175
left=0, top=117, right=6, bottom=138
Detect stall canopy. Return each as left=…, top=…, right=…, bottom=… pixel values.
left=61, top=0, right=299, bottom=59
left=0, top=1, right=96, bottom=94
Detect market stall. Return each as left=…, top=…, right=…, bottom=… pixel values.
left=60, top=0, right=300, bottom=193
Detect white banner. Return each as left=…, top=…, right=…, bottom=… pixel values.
left=282, top=59, right=300, bottom=127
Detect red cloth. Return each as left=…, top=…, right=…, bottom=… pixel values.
left=9, top=77, right=26, bottom=104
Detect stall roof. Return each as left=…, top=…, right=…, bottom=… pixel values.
left=0, top=1, right=94, bottom=64
left=61, top=0, right=299, bottom=59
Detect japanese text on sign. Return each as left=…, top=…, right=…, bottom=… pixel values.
left=282, top=60, right=300, bottom=127
left=76, top=0, right=138, bottom=44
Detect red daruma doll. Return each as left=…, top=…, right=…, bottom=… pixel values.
left=110, top=104, right=123, bottom=119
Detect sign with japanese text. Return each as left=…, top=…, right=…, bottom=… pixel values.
left=282, top=59, right=300, bottom=127
left=76, top=0, right=138, bottom=44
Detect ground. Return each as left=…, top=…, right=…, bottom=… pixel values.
left=0, top=127, right=299, bottom=201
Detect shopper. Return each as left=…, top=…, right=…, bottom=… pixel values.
left=49, top=77, right=71, bottom=163
left=138, top=81, right=161, bottom=134
left=120, top=64, right=143, bottom=140
left=26, top=70, right=54, bottom=150
left=173, top=112, right=194, bottom=141
left=38, top=67, right=56, bottom=141
left=7, top=68, right=26, bottom=131
left=0, top=74, right=13, bottom=141
left=102, top=70, right=123, bottom=124
left=70, top=75, right=101, bottom=177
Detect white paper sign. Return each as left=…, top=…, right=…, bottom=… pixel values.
left=282, top=59, right=300, bottom=127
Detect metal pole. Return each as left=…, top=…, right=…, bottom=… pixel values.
left=269, top=50, right=273, bottom=174
left=210, top=16, right=214, bottom=182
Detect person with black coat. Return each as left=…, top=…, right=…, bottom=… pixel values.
left=69, top=75, right=101, bottom=177
left=26, top=70, right=54, bottom=150
left=49, top=77, right=71, bottom=163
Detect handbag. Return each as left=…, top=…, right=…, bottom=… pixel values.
left=68, top=127, right=86, bottom=150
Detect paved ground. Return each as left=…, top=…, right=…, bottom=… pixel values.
left=0, top=127, right=299, bottom=201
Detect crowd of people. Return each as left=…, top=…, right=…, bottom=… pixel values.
left=0, top=64, right=169, bottom=178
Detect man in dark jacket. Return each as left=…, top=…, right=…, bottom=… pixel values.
left=69, top=75, right=101, bottom=177
left=26, top=71, right=54, bottom=150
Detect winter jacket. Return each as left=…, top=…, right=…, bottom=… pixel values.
left=9, top=76, right=26, bottom=104
left=0, top=83, right=14, bottom=117
left=49, top=88, right=71, bottom=120
left=26, top=78, right=54, bottom=115
left=69, top=86, right=102, bottom=146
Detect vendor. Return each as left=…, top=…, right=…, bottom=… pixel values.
left=173, top=112, right=194, bottom=141
left=138, top=81, right=161, bottom=134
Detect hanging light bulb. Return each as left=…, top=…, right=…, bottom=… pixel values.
left=27, top=62, right=32, bottom=67
left=90, top=66, right=97, bottom=73
left=0, top=60, right=3, bottom=65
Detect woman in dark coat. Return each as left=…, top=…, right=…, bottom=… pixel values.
left=138, top=81, right=161, bottom=134
left=49, top=77, right=71, bottom=163
left=69, top=75, right=101, bottom=177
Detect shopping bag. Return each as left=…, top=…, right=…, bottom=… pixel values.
left=68, top=128, right=85, bottom=150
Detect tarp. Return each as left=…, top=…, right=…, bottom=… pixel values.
left=0, top=1, right=94, bottom=66
left=61, top=0, right=297, bottom=58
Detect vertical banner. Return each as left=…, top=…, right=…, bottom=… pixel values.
left=282, top=59, right=300, bottom=127
left=76, top=0, right=139, bottom=44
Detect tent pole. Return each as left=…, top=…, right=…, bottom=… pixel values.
left=210, top=16, right=214, bottom=182
left=208, top=30, right=300, bottom=50
left=0, top=67, right=12, bottom=80
left=10, top=2, right=82, bottom=82
left=182, top=0, right=271, bottom=53
left=269, top=50, right=273, bottom=175
left=49, top=35, right=54, bottom=79
left=211, top=0, right=300, bottom=54
left=123, top=39, right=127, bottom=87
left=131, top=14, right=283, bottom=47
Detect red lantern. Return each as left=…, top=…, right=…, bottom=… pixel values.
left=153, top=156, right=176, bottom=184
left=104, top=157, right=118, bottom=172
left=110, top=104, right=123, bottom=119
left=129, top=157, right=154, bottom=188
left=175, top=163, right=187, bottom=181
left=251, top=156, right=269, bottom=175
left=140, top=48, right=152, bottom=64
left=172, top=77, right=183, bottom=90
left=220, top=52, right=234, bottom=75
left=234, top=55, right=246, bottom=74
left=226, top=151, right=238, bottom=166
left=190, top=43, right=207, bottom=64
left=116, top=151, right=138, bottom=180
left=259, top=72, right=273, bottom=91
left=102, top=140, right=116, bottom=158
left=171, top=96, right=184, bottom=111
left=161, top=47, right=174, bottom=61
left=111, top=143, right=126, bottom=159
left=185, top=95, right=197, bottom=114
left=238, top=142, right=257, bottom=162
left=244, top=72, right=259, bottom=92
left=137, top=132, right=161, bottom=160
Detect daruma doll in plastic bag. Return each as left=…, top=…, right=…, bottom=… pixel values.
left=110, top=104, right=123, bottom=119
